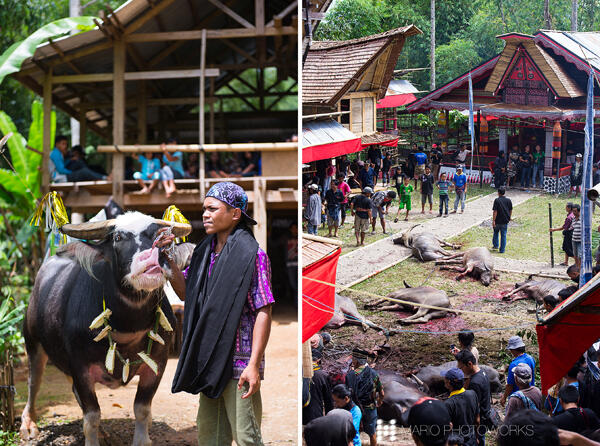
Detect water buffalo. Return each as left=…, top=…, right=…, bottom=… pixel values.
left=378, top=377, right=428, bottom=423
left=502, top=275, right=567, bottom=303
left=393, top=225, right=460, bottom=261
left=20, top=212, right=191, bottom=446
left=325, top=294, right=379, bottom=331
left=366, top=281, right=450, bottom=324
left=415, top=361, right=502, bottom=395
left=436, top=247, right=497, bottom=286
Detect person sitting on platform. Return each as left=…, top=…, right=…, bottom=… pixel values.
left=207, top=152, right=228, bottom=178
left=160, top=137, right=184, bottom=198
left=236, top=151, right=260, bottom=177
left=133, top=152, right=161, bottom=194
left=50, top=135, right=109, bottom=183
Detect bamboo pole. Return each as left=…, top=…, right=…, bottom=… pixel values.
left=302, top=341, right=314, bottom=379
left=112, top=39, right=126, bottom=206
left=199, top=29, right=206, bottom=200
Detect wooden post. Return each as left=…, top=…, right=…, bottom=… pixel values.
left=113, top=40, right=126, bottom=206
left=209, top=78, right=215, bottom=144
left=137, top=80, right=147, bottom=144
left=199, top=29, right=207, bottom=199
left=253, top=177, right=267, bottom=249
left=302, top=341, right=314, bottom=379
left=42, top=69, right=53, bottom=196
left=79, top=105, right=87, bottom=148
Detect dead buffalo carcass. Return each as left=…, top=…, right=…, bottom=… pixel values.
left=502, top=275, right=566, bottom=303
left=415, top=361, right=502, bottom=395
left=436, top=247, right=497, bottom=286
left=325, top=294, right=379, bottom=331
left=376, top=370, right=428, bottom=422
left=20, top=212, right=191, bottom=446
left=365, top=281, right=450, bottom=324
left=393, top=225, right=460, bottom=261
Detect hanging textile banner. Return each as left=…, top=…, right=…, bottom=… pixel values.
left=552, top=121, right=562, bottom=159
left=480, top=118, right=488, bottom=154
left=437, top=111, right=447, bottom=141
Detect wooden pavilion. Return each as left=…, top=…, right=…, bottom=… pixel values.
left=407, top=30, right=600, bottom=192
left=10, top=0, right=299, bottom=247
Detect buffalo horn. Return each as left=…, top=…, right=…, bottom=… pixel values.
left=155, top=219, right=192, bottom=238
left=60, top=219, right=116, bottom=240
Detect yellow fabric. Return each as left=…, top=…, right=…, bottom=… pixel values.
left=30, top=191, right=69, bottom=244
left=449, top=387, right=466, bottom=397
left=162, top=205, right=190, bottom=242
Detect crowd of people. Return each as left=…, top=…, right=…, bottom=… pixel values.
left=48, top=135, right=299, bottom=197
left=303, top=327, right=600, bottom=446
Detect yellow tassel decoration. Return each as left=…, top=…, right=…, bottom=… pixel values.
left=162, top=205, right=189, bottom=242
left=30, top=192, right=70, bottom=245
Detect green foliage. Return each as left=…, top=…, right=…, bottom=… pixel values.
left=0, top=16, right=98, bottom=86
left=436, top=39, right=482, bottom=86
left=0, top=430, right=20, bottom=446
left=415, top=112, right=435, bottom=128
left=0, top=295, right=25, bottom=357
left=449, top=110, right=467, bottom=130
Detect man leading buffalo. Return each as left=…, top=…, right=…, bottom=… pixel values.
left=157, top=181, right=274, bottom=446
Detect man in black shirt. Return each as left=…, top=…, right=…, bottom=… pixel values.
left=420, top=165, right=435, bottom=214
left=457, top=350, right=493, bottom=445
left=492, top=187, right=512, bottom=254
left=551, top=385, right=600, bottom=434
left=324, top=181, right=344, bottom=238
left=351, top=188, right=373, bottom=246
left=303, top=349, right=334, bottom=425
left=443, top=367, right=479, bottom=446
left=430, top=143, right=443, bottom=181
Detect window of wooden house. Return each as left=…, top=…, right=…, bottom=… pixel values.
left=363, top=96, right=374, bottom=134
left=351, top=98, right=363, bottom=133
left=340, top=99, right=350, bottom=127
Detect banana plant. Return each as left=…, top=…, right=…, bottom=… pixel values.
left=0, top=16, right=98, bottom=86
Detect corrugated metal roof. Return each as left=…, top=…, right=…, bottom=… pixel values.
left=386, top=79, right=418, bottom=95
left=536, top=30, right=600, bottom=74
left=302, top=119, right=358, bottom=148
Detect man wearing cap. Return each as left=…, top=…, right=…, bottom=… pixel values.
left=345, top=348, right=384, bottom=446
left=505, top=363, right=542, bottom=417
left=170, top=181, right=275, bottom=446
left=442, top=367, right=479, bottom=446
left=370, top=190, right=396, bottom=234
left=351, top=188, right=373, bottom=246
left=304, top=183, right=322, bottom=235
left=406, top=397, right=452, bottom=446
left=451, top=166, right=468, bottom=214
left=500, top=335, right=536, bottom=407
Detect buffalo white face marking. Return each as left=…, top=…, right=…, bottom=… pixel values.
left=113, top=212, right=156, bottom=236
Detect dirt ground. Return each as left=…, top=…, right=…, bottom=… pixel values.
left=15, top=306, right=298, bottom=446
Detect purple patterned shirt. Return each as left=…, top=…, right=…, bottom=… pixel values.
left=184, top=242, right=274, bottom=379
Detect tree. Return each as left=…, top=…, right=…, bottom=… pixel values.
left=571, top=0, right=578, bottom=30
left=430, top=0, right=435, bottom=90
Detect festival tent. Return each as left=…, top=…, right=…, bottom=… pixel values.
left=536, top=273, right=600, bottom=394
left=302, top=119, right=362, bottom=163
left=302, top=234, right=342, bottom=342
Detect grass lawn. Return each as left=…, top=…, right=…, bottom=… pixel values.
left=450, top=193, right=600, bottom=263
left=316, top=183, right=496, bottom=254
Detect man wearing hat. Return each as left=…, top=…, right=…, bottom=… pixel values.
left=451, top=165, right=468, bottom=214
left=505, top=363, right=542, bottom=417
left=351, top=188, right=373, bottom=246
left=406, top=397, right=452, bottom=446
left=500, top=335, right=536, bottom=407
left=442, top=367, right=479, bottom=446
left=304, top=183, right=322, bottom=235
left=169, top=181, right=275, bottom=445
left=345, top=348, right=383, bottom=446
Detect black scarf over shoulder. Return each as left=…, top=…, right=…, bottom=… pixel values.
left=172, top=226, right=258, bottom=398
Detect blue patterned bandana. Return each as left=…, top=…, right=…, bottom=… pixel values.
left=206, top=181, right=257, bottom=225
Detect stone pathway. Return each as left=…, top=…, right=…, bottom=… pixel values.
left=336, top=189, right=537, bottom=286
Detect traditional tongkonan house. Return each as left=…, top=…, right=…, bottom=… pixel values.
left=408, top=31, right=600, bottom=193
left=302, top=26, right=421, bottom=186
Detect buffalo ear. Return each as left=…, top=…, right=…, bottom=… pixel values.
left=404, top=280, right=412, bottom=288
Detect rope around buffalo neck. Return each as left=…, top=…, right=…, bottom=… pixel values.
left=88, top=293, right=173, bottom=382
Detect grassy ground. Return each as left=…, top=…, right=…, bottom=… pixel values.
left=317, top=183, right=496, bottom=254
left=450, top=193, right=600, bottom=263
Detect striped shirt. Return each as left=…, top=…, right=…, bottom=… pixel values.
left=571, top=217, right=582, bottom=242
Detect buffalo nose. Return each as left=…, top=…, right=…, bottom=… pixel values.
left=139, top=247, right=159, bottom=263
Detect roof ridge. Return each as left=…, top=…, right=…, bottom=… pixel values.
left=310, top=25, right=419, bottom=50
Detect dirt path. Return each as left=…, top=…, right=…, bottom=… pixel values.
left=17, top=309, right=298, bottom=446
left=336, top=189, right=536, bottom=286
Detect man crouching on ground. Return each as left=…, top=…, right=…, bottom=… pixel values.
left=163, top=181, right=274, bottom=445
